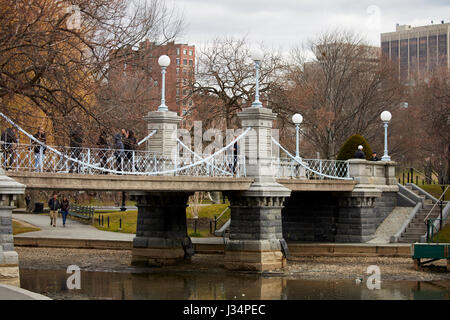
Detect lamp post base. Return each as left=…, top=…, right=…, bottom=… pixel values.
left=381, top=155, right=391, bottom=161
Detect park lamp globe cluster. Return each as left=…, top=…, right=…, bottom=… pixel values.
left=292, top=113, right=303, bottom=160
left=157, top=55, right=171, bottom=112
left=250, top=48, right=264, bottom=108
left=380, top=110, right=392, bottom=161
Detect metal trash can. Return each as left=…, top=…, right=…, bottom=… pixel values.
left=34, top=202, right=44, bottom=213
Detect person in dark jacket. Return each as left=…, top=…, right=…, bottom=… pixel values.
left=1, top=127, right=18, bottom=170
left=123, top=130, right=137, bottom=171
left=69, top=124, right=84, bottom=173
left=369, top=151, right=380, bottom=161
left=32, top=127, right=47, bottom=172
left=353, top=145, right=366, bottom=159
left=60, top=196, right=70, bottom=227
left=113, top=133, right=124, bottom=172
left=48, top=194, right=60, bottom=227
left=97, top=130, right=109, bottom=173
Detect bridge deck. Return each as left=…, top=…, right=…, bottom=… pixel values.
left=6, top=172, right=357, bottom=192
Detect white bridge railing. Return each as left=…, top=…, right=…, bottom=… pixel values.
left=271, top=137, right=352, bottom=180
left=0, top=111, right=248, bottom=177
left=0, top=111, right=352, bottom=180
left=0, top=142, right=246, bottom=177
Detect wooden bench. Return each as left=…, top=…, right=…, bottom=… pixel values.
left=68, top=204, right=95, bottom=223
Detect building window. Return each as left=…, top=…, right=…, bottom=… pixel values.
left=189, top=50, right=193, bottom=56
left=183, top=100, right=186, bottom=106
left=176, top=48, right=180, bottom=55
left=176, top=88, right=180, bottom=96
left=176, top=68, right=180, bottom=74
left=182, top=109, right=187, bottom=116
left=183, top=59, right=187, bottom=65
left=154, top=80, right=158, bottom=87
left=183, top=49, right=187, bottom=55
left=189, top=60, right=193, bottom=66
left=189, top=100, right=193, bottom=106
left=176, top=58, right=180, bottom=65
left=183, top=89, right=187, bottom=96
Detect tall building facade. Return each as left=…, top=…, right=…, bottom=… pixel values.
left=381, top=22, right=449, bottom=81
left=108, top=41, right=195, bottom=117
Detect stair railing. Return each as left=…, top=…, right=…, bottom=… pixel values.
left=423, top=185, right=449, bottom=224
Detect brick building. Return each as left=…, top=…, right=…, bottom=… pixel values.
left=108, top=41, right=195, bottom=118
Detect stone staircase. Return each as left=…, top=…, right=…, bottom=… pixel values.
left=398, top=185, right=440, bottom=243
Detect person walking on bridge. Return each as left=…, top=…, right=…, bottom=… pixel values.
left=114, top=133, right=124, bottom=172
left=1, top=127, right=18, bottom=170
left=97, top=130, right=109, bottom=173
left=69, top=124, right=84, bottom=173
left=32, top=127, right=47, bottom=172
left=123, top=129, right=137, bottom=172
left=48, top=194, right=60, bottom=227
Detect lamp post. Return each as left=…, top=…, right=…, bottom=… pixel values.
left=292, top=113, right=303, bottom=160
left=380, top=111, right=392, bottom=161
left=157, top=55, right=171, bottom=112
left=251, top=49, right=263, bottom=108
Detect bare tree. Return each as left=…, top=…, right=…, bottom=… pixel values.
left=191, top=37, right=285, bottom=129
left=284, top=30, right=404, bottom=159
left=0, top=0, right=184, bottom=145
left=400, top=66, right=450, bottom=184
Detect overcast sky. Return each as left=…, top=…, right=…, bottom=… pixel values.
left=172, top=0, right=450, bottom=52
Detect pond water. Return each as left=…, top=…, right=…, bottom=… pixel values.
left=19, top=269, right=450, bottom=300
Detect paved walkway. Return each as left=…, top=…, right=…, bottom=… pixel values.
left=13, top=213, right=134, bottom=241
left=12, top=213, right=223, bottom=244
left=0, top=284, right=51, bottom=300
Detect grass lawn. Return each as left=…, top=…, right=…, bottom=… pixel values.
left=420, top=185, right=450, bottom=200
left=92, top=203, right=230, bottom=237
left=12, top=220, right=40, bottom=235
left=93, top=210, right=137, bottom=234
left=431, top=223, right=450, bottom=243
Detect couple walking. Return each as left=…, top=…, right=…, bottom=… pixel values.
left=113, top=128, right=137, bottom=172
left=48, top=194, right=70, bottom=227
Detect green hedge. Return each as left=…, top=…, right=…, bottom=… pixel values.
left=336, top=134, right=373, bottom=160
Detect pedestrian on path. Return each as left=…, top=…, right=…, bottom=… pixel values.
left=60, top=196, right=70, bottom=227
left=25, top=193, right=32, bottom=212
left=48, top=194, right=60, bottom=227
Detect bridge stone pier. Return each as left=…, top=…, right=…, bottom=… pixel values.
left=0, top=169, right=25, bottom=286
left=224, top=107, right=291, bottom=271
left=130, top=110, right=191, bottom=266
left=131, top=191, right=192, bottom=266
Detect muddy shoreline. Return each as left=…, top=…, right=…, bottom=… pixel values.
left=15, top=247, right=450, bottom=282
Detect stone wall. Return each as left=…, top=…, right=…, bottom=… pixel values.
left=282, top=191, right=398, bottom=243
left=282, top=192, right=338, bottom=242
left=374, top=192, right=398, bottom=226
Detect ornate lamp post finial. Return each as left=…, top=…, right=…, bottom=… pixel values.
left=157, top=55, right=171, bottom=112
left=292, top=113, right=303, bottom=160
left=251, top=49, right=264, bottom=108
left=380, top=110, right=392, bottom=161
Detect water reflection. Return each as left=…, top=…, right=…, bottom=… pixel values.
left=19, top=269, right=450, bottom=300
